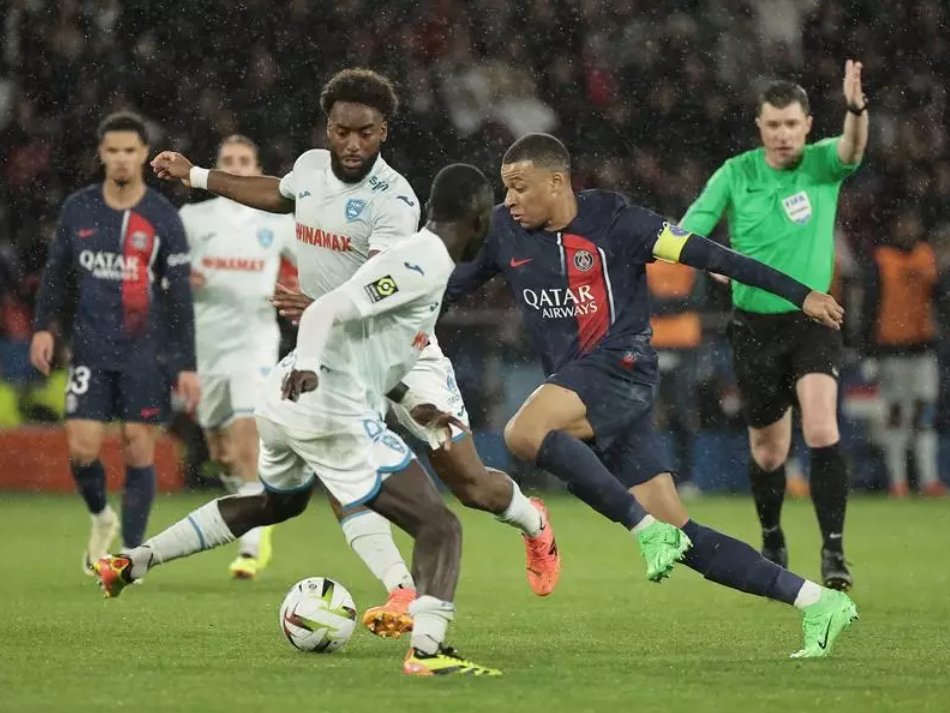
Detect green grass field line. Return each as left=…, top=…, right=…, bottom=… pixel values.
left=0, top=494, right=947, bottom=712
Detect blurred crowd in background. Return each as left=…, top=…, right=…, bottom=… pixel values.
left=1, top=0, right=948, bottom=491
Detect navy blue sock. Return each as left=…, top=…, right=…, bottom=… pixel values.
left=536, top=430, right=647, bottom=528
left=70, top=459, right=107, bottom=515
left=681, top=520, right=804, bottom=605
left=122, top=465, right=156, bottom=548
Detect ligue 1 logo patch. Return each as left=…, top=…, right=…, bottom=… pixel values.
left=345, top=198, right=367, bottom=222
left=364, top=274, right=399, bottom=303
left=782, top=191, right=812, bottom=224
left=573, top=249, right=594, bottom=272
left=257, top=227, right=274, bottom=248
left=130, top=230, right=149, bottom=250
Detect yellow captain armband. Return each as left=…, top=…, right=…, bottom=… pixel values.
left=653, top=222, right=693, bottom=263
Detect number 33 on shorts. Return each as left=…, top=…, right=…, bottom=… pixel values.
left=64, top=365, right=91, bottom=414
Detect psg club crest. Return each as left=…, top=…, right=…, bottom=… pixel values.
left=782, top=191, right=812, bottom=224
left=573, top=249, right=594, bottom=272
left=130, top=230, right=149, bottom=250
left=345, top=198, right=367, bottom=222
left=257, top=227, right=274, bottom=248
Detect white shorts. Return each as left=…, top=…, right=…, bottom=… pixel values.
left=256, top=414, right=416, bottom=508
left=879, top=353, right=939, bottom=403
left=197, top=366, right=271, bottom=430
left=389, top=348, right=470, bottom=448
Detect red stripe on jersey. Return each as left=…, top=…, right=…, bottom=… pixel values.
left=562, top=232, right=610, bottom=353
left=121, top=211, right=156, bottom=334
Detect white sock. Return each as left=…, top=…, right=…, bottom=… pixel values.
left=630, top=514, right=657, bottom=535
left=237, top=481, right=265, bottom=557
left=341, top=511, right=414, bottom=592
left=914, top=429, right=939, bottom=486
left=882, top=428, right=909, bottom=488
left=495, top=479, right=542, bottom=536
left=793, top=579, right=823, bottom=609
left=130, top=499, right=236, bottom=579
left=409, top=595, right=455, bottom=655
left=92, top=504, right=116, bottom=526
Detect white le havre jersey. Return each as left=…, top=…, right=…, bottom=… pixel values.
left=257, top=229, right=454, bottom=432
left=278, top=149, right=420, bottom=300
left=180, top=197, right=295, bottom=374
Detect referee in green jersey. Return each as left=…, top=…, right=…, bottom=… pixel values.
left=681, top=60, right=868, bottom=590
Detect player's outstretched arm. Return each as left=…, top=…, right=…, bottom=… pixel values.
left=838, top=59, right=869, bottom=165
left=655, top=227, right=844, bottom=330
left=151, top=151, right=294, bottom=214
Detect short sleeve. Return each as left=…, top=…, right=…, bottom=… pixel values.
left=680, top=162, right=732, bottom=236
left=278, top=170, right=296, bottom=200
left=811, top=137, right=860, bottom=183
left=338, top=237, right=445, bottom=319
left=367, top=193, right=421, bottom=253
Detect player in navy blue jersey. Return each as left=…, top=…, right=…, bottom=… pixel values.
left=30, top=112, right=201, bottom=574
left=446, top=133, right=857, bottom=658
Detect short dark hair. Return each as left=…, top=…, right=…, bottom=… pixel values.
left=217, top=134, right=260, bottom=161
left=320, top=68, right=399, bottom=120
left=502, top=133, right=571, bottom=172
left=97, top=111, right=148, bottom=144
left=758, top=81, right=810, bottom=115
left=428, top=163, right=492, bottom=222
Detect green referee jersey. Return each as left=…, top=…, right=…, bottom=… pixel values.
left=680, top=137, right=860, bottom=314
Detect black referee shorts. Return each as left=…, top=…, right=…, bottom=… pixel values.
left=728, top=309, right=843, bottom=429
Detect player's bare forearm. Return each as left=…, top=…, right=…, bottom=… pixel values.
left=206, top=173, right=294, bottom=214
left=838, top=58, right=868, bottom=165
left=838, top=110, right=868, bottom=165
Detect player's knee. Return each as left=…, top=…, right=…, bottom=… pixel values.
left=264, top=489, right=309, bottom=523
left=67, top=438, right=100, bottom=466
left=503, top=418, right=546, bottom=463
left=750, top=441, right=788, bottom=472
left=802, top=421, right=839, bottom=448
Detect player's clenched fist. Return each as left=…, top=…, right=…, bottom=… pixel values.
left=802, top=291, right=845, bottom=330
left=151, top=151, right=194, bottom=186
left=281, top=369, right=318, bottom=402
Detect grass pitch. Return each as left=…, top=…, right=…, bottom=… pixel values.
left=1, top=492, right=948, bottom=713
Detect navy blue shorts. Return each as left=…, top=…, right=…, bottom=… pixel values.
left=547, top=345, right=672, bottom=487
left=63, top=363, right=169, bottom=424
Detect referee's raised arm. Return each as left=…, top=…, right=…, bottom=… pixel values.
left=838, top=59, right=869, bottom=166
left=679, top=64, right=867, bottom=592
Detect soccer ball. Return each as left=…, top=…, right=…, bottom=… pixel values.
left=279, top=577, right=358, bottom=653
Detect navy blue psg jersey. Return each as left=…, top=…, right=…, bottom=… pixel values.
left=446, top=190, right=668, bottom=376
left=33, top=184, right=196, bottom=373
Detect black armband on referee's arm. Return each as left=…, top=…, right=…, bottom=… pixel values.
left=678, top=235, right=811, bottom=307
left=386, top=382, right=409, bottom=404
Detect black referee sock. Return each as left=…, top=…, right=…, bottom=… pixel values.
left=809, top=443, right=848, bottom=554
left=749, top=461, right=786, bottom=549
